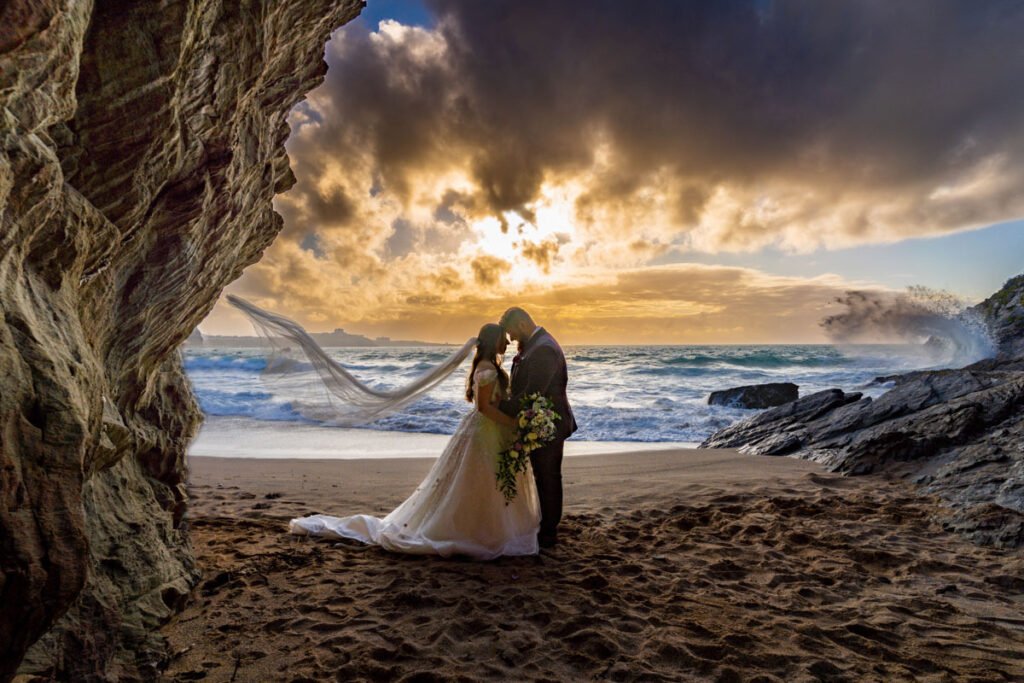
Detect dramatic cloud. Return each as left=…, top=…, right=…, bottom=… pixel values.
left=470, top=255, right=512, bottom=286
left=204, top=1, right=1024, bottom=341
left=287, top=1, right=1024, bottom=251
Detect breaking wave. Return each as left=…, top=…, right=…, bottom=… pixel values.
left=821, top=286, right=994, bottom=366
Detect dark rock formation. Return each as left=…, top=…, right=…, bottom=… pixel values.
left=708, top=382, right=799, bottom=409
left=0, top=0, right=363, bottom=679
left=972, top=273, right=1024, bottom=360
left=702, top=275, right=1024, bottom=548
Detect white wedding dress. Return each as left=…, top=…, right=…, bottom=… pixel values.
left=289, top=366, right=541, bottom=559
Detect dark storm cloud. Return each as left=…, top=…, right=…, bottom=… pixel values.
left=306, top=185, right=354, bottom=227
left=446, top=0, right=1024, bottom=178
left=292, top=0, right=1024, bottom=249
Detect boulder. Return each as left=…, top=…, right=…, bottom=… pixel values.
left=703, top=389, right=863, bottom=454
left=708, top=382, right=799, bottom=409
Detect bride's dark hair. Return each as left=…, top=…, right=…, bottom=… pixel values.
left=466, top=323, right=509, bottom=402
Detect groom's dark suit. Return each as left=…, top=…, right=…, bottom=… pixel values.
left=500, top=328, right=577, bottom=543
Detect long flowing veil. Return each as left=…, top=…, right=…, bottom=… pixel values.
left=226, top=295, right=476, bottom=426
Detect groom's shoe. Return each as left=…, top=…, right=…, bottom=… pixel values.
left=538, top=533, right=557, bottom=549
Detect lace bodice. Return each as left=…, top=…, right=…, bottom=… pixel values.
left=473, top=365, right=505, bottom=401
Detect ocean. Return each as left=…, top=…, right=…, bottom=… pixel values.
left=182, top=343, right=959, bottom=447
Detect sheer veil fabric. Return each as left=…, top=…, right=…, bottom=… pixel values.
left=227, top=296, right=540, bottom=559
left=226, top=295, right=476, bottom=425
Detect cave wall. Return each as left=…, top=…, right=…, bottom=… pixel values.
left=0, top=0, right=364, bottom=678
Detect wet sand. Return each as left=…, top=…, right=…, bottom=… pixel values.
left=161, top=449, right=1024, bottom=682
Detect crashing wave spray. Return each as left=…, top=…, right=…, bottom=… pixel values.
left=821, top=286, right=995, bottom=366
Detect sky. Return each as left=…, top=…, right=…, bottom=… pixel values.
left=202, top=0, right=1024, bottom=344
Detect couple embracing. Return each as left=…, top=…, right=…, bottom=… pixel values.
left=285, top=306, right=578, bottom=559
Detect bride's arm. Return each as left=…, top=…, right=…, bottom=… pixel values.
left=475, top=371, right=516, bottom=428
left=476, top=384, right=516, bottom=427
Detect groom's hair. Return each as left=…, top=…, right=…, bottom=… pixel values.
left=500, top=307, right=534, bottom=329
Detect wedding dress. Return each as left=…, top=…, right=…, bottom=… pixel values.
left=289, top=366, right=541, bottom=559
left=224, top=295, right=540, bottom=559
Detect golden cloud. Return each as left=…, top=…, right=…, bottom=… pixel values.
left=470, top=255, right=512, bottom=286
left=207, top=262, right=881, bottom=345
left=202, top=3, right=1024, bottom=344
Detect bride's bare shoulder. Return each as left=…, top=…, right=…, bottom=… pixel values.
left=474, top=360, right=498, bottom=375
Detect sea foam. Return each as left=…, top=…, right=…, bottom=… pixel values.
left=183, top=343, right=964, bottom=443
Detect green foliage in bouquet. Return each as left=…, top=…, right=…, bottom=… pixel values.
left=496, top=393, right=561, bottom=502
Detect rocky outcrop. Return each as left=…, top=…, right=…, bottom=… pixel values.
left=972, top=273, right=1024, bottom=360
left=0, top=0, right=363, bottom=679
left=702, top=275, right=1024, bottom=548
left=708, top=382, right=799, bottom=409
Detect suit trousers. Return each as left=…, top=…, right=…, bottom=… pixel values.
left=529, top=439, right=564, bottom=539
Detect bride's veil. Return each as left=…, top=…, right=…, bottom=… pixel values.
left=226, top=295, right=476, bottom=426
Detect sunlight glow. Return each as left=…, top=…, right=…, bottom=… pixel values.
left=529, top=183, right=579, bottom=241
left=470, top=215, right=518, bottom=258
left=464, top=181, right=589, bottom=287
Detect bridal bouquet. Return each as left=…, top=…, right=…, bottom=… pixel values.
left=496, top=393, right=561, bottom=502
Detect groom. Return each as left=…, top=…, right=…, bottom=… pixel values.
left=499, top=307, right=577, bottom=548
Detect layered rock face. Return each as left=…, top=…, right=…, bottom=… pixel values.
left=0, top=0, right=363, bottom=679
left=703, top=275, right=1024, bottom=548
left=974, top=274, right=1024, bottom=360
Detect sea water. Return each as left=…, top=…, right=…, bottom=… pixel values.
left=183, top=343, right=959, bottom=445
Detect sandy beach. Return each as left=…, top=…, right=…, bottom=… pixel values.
left=157, top=448, right=1024, bottom=682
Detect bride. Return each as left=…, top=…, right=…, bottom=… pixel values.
left=226, top=296, right=541, bottom=559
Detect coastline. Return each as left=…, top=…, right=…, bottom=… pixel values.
left=165, top=448, right=1024, bottom=681
left=182, top=343, right=950, bottom=446
left=187, top=415, right=696, bottom=460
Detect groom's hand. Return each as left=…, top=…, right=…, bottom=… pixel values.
left=498, top=398, right=517, bottom=417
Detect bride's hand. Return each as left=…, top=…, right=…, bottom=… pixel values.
left=476, top=381, right=517, bottom=428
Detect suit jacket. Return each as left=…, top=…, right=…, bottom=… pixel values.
left=499, top=328, right=578, bottom=442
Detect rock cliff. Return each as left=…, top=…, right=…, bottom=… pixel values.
left=973, top=273, right=1024, bottom=361
left=0, top=0, right=363, bottom=679
left=702, top=275, right=1024, bottom=548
